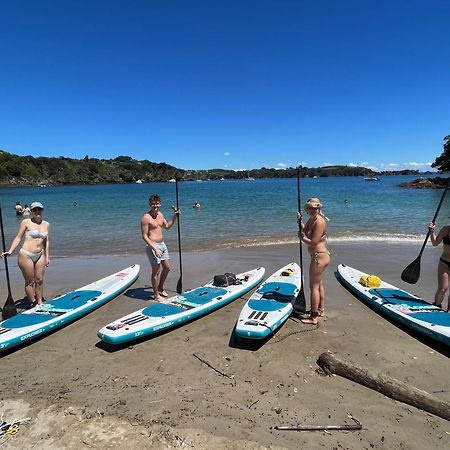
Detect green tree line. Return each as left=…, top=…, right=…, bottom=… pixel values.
left=0, top=150, right=419, bottom=186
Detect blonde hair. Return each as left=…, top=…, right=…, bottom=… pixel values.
left=304, top=197, right=323, bottom=210
left=304, top=197, right=329, bottom=221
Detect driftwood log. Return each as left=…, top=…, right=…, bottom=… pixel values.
left=317, top=352, right=450, bottom=421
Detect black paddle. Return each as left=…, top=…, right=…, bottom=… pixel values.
left=175, top=178, right=183, bottom=294
left=401, top=176, right=450, bottom=284
left=0, top=203, right=18, bottom=320
left=293, top=168, right=307, bottom=313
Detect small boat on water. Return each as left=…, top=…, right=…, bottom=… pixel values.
left=364, top=176, right=380, bottom=181
left=135, top=179, right=143, bottom=184
left=244, top=171, right=255, bottom=181
left=167, top=179, right=176, bottom=183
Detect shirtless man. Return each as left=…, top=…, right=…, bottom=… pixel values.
left=141, top=194, right=179, bottom=301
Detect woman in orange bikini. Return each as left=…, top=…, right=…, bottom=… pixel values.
left=1, top=202, right=50, bottom=306
left=298, top=198, right=330, bottom=324
left=428, top=220, right=450, bottom=311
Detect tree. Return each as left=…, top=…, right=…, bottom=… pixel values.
left=431, top=135, right=450, bottom=172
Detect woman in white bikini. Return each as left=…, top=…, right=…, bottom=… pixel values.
left=1, top=202, right=50, bottom=306
left=298, top=198, right=330, bottom=324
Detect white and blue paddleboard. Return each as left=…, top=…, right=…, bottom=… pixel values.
left=98, top=267, right=265, bottom=345
left=235, top=262, right=301, bottom=339
left=337, top=264, right=450, bottom=347
left=0, top=265, right=140, bottom=353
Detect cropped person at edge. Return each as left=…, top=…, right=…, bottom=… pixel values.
left=428, top=220, right=450, bottom=312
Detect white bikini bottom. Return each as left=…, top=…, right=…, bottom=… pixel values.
left=19, top=248, right=44, bottom=263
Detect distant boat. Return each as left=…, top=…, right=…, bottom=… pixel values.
left=364, top=176, right=380, bottom=181
left=245, top=171, right=255, bottom=181
left=167, top=179, right=176, bottom=183
left=135, top=179, right=143, bottom=184
left=220, top=177, right=226, bottom=181
left=196, top=179, right=204, bottom=182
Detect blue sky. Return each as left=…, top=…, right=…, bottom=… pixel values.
left=1, top=0, right=449, bottom=171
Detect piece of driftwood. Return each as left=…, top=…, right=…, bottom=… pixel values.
left=317, top=352, right=450, bottom=421
left=275, top=417, right=362, bottom=432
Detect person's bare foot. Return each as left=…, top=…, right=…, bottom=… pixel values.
left=301, top=312, right=319, bottom=325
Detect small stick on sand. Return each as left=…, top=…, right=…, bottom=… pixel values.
left=192, top=353, right=234, bottom=380
left=275, top=417, right=362, bottom=432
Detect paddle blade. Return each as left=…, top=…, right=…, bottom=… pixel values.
left=401, top=257, right=421, bottom=284
left=176, top=277, right=182, bottom=294
left=2, top=293, right=17, bottom=320
left=292, top=286, right=306, bottom=313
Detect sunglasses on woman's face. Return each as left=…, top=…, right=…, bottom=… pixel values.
left=32, top=208, right=43, bottom=212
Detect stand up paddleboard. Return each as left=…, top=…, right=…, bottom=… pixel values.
left=0, top=265, right=140, bottom=353
left=98, top=267, right=265, bottom=345
left=337, top=264, right=450, bottom=347
left=234, top=262, right=301, bottom=339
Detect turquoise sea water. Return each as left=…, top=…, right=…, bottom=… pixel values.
left=0, top=175, right=448, bottom=257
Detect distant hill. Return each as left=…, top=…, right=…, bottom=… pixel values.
left=0, top=150, right=419, bottom=186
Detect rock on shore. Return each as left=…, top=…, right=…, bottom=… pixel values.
left=399, top=176, right=448, bottom=189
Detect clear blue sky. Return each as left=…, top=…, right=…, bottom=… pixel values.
left=1, top=0, right=449, bottom=171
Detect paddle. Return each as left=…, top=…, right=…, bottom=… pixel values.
left=401, top=176, right=450, bottom=284
left=293, top=168, right=307, bottom=313
left=0, top=203, right=18, bottom=320
left=175, top=178, right=183, bottom=294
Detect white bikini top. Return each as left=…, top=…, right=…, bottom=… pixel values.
left=25, top=229, right=48, bottom=239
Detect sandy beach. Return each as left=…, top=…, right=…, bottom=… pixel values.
left=1, top=242, right=449, bottom=449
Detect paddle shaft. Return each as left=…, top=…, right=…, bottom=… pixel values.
left=297, top=169, right=304, bottom=277
left=401, top=176, right=450, bottom=283
left=417, top=176, right=450, bottom=258
left=293, top=168, right=307, bottom=311
left=0, top=204, right=13, bottom=297
left=175, top=178, right=183, bottom=293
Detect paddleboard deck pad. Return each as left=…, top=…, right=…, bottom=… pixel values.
left=337, top=264, right=450, bottom=346
left=98, top=267, right=265, bottom=345
left=0, top=265, right=140, bottom=353
left=234, top=262, right=301, bottom=339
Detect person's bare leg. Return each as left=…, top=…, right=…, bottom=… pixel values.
left=434, top=262, right=448, bottom=307
left=34, top=255, right=46, bottom=304
left=318, top=281, right=325, bottom=316
left=158, top=259, right=171, bottom=296
left=302, top=255, right=329, bottom=324
left=151, top=264, right=161, bottom=300
left=18, top=252, right=36, bottom=305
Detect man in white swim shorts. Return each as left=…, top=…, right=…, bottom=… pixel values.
left=141, top=194, right=179, bottom=301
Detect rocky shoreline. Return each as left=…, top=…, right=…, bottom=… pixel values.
left=399, top=176, right=448, bottom=189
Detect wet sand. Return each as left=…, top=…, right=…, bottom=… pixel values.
left=0, top=242, right=449, bottom=449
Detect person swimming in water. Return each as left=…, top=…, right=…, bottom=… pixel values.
left=1, top=202, right=50, bottom=306
left=15, top=202, right=23, bottom=216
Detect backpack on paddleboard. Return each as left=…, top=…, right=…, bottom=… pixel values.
left=213, top=273, right=239, bottom=287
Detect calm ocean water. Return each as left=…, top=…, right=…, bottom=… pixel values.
left=0, top=175, right=448, bottom=257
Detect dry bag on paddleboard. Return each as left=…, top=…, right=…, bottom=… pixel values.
left=359, top=274, right=381, bottom=288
